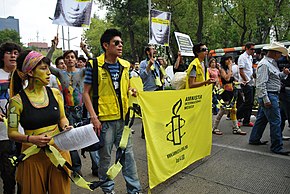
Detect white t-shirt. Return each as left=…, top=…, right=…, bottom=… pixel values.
left=232, top=64, right=239, bottom=81
left=0, top=69, right=11, bottom=140
left=0, top=69, right=24, bottom=140
left=238, top=51, right=254, bottom=86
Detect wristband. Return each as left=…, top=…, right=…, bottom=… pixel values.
left=26, top=135, right=30, bottom=143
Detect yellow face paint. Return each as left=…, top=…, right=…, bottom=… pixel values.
left=31, top=62, right=51, bottom=86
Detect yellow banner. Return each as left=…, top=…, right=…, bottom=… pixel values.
left=151, top=17, right=170, bottom=25
left=138, top=85, right=212, bottom=189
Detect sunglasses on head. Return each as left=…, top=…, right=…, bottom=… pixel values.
left=113, top=40, right=123, bottom=46
left=200, top=47, right=208, bottom=52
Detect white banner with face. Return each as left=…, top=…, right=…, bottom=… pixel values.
left=174, top=32, right=194, bottom=57
left=149, top=9, right=171, bottom=46
left=53, top=0, right=93, bottom=27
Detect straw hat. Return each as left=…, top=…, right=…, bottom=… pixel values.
left=263, top=42, right=288, bottom=56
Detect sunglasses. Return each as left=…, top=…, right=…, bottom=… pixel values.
left=200, top=47, right=208, bottom=52
left=250, top=48, right=255, bottom=51
left=113, top=40, right=123, bottom=46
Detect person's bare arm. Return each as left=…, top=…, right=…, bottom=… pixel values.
left=188, top=77, right=213, bottom=88
left=174, top=51, right=182, bottom=70
left=83, top=83, right=101, bottom=135
left=46, top=36, right=59, bottom=60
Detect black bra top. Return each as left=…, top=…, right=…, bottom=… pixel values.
left=19, top=87, right=60, bottom=130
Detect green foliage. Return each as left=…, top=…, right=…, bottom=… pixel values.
left=85, top=0, right=289, bottom=61
left=83, top=16, right=114, bottom=57
left=0, top=29, right=23, bottom=46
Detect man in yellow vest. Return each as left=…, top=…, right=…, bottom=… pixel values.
left=186, top=43, right=215, bottom=88
left=82, top=29, right=142, bottom=194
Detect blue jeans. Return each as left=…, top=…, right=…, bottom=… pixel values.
left=99, top=120, right=141, bottom=194
left=237, top=85, right=254, bottom=124
left=249, top=93, right=283, bottom=152
left=89, top=151, right=99, bottom=173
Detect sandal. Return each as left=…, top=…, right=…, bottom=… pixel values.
left=233, top=128, right=247, bottom=135
left=212, top=128, right=223, bottom=135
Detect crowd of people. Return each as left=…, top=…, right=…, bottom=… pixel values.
left=0, top=28, right=290, bottom=194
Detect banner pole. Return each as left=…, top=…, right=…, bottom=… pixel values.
left=148, top=0, right=151, bottom=44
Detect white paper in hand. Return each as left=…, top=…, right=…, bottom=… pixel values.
left=53, top=124, right=99, bottom=151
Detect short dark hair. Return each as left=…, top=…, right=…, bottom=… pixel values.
left=78, top=56, right=86, bottom=62
left=193, top=42, right=205, bottom=56
left=55, top=56, right=64, bottom=66
left=144, top=45, right=155, bottom=56
left=100, top=29, right=122, bottom=52
left=220, top=54, right=233, bottom=70
left=245, top=42, right=255, bottom=49
left=0, top=42, right=22, bottom=68
left=63, top=50, right=78, bottom=59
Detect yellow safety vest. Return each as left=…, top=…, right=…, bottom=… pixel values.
left=185, top=58, right=209, bottom=89
left=89, top=54, right=130, bottom=121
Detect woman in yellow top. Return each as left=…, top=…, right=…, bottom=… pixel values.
left=8, top=50, right=71, bottom=194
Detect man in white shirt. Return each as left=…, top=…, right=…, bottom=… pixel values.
left=237, top=42, right=255, bottom=127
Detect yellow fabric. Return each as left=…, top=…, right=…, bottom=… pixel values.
left=106, top=162, right=123, bottom=180
left=129, top=77, right=143, bottom=105
left=106, top=125, right=131, bottom=179
left=17, top=144, right=93, bottom=191
left=71, top=174, right=93, bottom=191
left=21, top=145, right=40, bottom=161
left=88, top=54, right=130, bottom=121
left=185, top=58, right=210, bottom=89
left=119, top=125, right=131, bottom=149
left=138, top=85, right=212, bottom=189
left=25, top=125, right=59, bottom=136
left=16, top=144, right=71, bottom=194
left=45, top=145, right=67, bottom=167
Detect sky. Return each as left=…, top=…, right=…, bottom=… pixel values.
left=0, top=0, right=106, bottom=53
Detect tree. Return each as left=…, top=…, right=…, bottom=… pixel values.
left=83, top=15, right=114, bottom=57
left=0, top=29, right=23, bottom=46
left=84, top=0, right=289, bottom=58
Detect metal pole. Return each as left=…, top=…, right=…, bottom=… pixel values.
left=62, top=26, right=65, bottom=50
left=148, top=0, right=151, bottom=44
left=68, top=27, right=70, bottom=50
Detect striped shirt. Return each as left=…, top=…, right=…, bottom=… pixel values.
left=256, top=56, right=287, bottom=103
left=84, top=62, right=120, bottom=90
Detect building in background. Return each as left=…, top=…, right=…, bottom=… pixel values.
left=0, top=16, right=20, bottom=33
left=27, top=42, right=49, bottom=52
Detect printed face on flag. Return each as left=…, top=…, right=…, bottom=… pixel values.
left=53, top=0, right=93, bottom=27
left=149, top=9, right=171, bottom=46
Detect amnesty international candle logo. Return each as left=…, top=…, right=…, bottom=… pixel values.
left=165, top=99, right=186, bottom=145
left=137, top=86, right=212, bottom=189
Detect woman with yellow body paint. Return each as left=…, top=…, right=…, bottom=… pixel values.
left=8, top=50, right=72, bottom=194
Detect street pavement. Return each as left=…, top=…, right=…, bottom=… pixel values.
left=1, top=115, right=290, bottom=194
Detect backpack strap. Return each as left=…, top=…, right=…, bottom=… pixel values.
left=92, top=58, right=99, bottom=115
